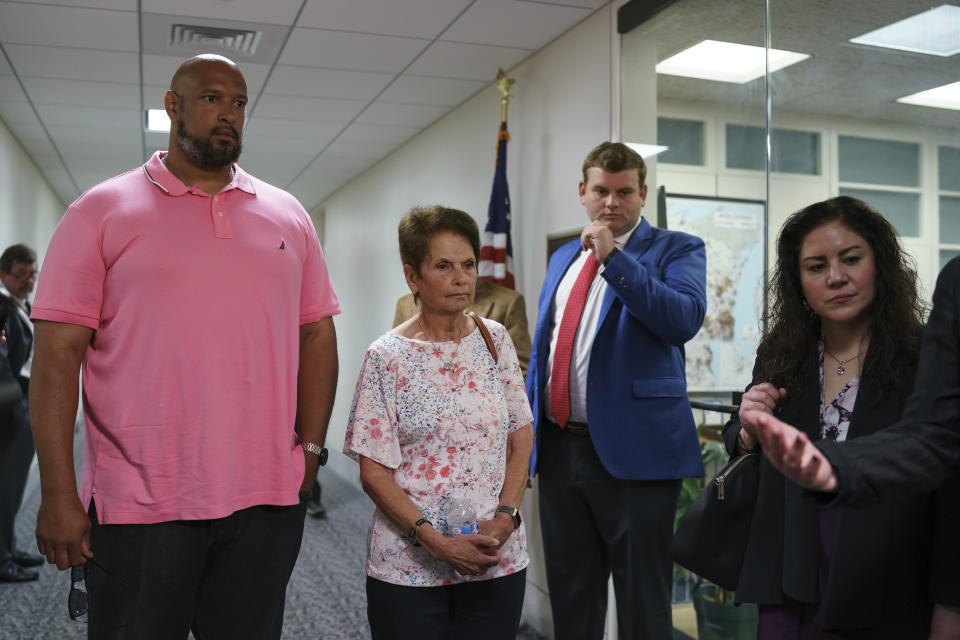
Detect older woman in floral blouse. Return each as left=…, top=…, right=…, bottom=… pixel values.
left=344, top=205, right=534, bottom=640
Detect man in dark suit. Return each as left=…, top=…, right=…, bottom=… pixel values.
left=0, top=243, right=42, bottom=582
left=526, top=142, right=707, bottom=639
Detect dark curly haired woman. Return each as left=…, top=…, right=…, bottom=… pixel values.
left=723, top=196, right=960, bottom=638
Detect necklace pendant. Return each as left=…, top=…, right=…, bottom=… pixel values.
left=836, top=362, right=845, bottom=376
left=443, top=361, right=453, bottom=372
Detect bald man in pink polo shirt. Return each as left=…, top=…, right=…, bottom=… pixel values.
left=29, top=55, right=340, bottom=639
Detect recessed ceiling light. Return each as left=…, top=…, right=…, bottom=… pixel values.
left=625, top=143, right=669, bottom=159
left=897, top=81, right=960, bottom=111
left=655, top=40, right=809, bottom=84
left=850, top=5, right=960, bottom=57
left=146, top=109, right=170, bottom=133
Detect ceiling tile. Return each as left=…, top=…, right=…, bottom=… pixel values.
left=46, top=124, right=142, bottom=146
left=9, top=0, right=135, bottom=9
left=61, top=148, right=141, bottom=166
left=338, top=122, right=422, bottom=145
left=444, top=0, right=590, bottom=49
left=243, top=117, right=344, bottom=141
left=526, top=0, right=608, bottom=7
left=253, top=94, right=366, bottom=122
left=355, top=101, right=449, bottom=127
left=297, top=0, right=473, bottom=39
left=378, top=74, right=487, bottom=106
left=141, top=0, right=304, bottom=25
left=0, top=77, right=27, bottom=103
left=407, top=41, right=529, bottom=80
left=287, top=176, right=348, bottom=210
left=324, top=139, right=401, bottom=159
left=142, top=55, right=273, bottom=94
left=267, top=66, right=393, bottom=100
left=241, top=134, right=333, bottom=155
left=304, top=152, right=380, bottom=173
left=5, top=45, right=137, bottom=83
left=240, top=153, right=316, bottom=178
left=73, top=167, right=127, bottom=191
left=0, top=101, right=38, bottom=126
left=37, top=104, right=141, bottom=129
left=292, top=162, right=366, bottom=183
left=279, top=28, right=428, bottom=73
left=0, top=3, right=138, bottom=51
left=0, top=51, right=13, bottom=75
left=24, top=78, right=139, bottom=108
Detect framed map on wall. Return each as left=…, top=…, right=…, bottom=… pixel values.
left=665, top=194, right=767, bottom=393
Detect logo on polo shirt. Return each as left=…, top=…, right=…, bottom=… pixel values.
left=279, top=240, right=285, bottom=250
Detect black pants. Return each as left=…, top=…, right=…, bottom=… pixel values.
left=538, top=422, right=681, bottom=640
left=366, top=570, right=526, bottom=640
left=0, top=401, right=33, bottom=565
left=85, top=496, right=308, bottom=640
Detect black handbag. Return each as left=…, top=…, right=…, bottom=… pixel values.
left=671, top=452, right=760, bottom=591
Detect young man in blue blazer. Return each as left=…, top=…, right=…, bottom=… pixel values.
left=527, top=142, right=706, bottom=639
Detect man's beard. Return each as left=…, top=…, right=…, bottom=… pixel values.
left=176, top=120, right=242, bottom=169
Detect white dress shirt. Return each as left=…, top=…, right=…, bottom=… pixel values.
left=545, top=219, right=641, bottom=424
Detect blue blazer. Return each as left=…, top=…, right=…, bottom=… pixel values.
left=526, top=218, right=707, bottom=480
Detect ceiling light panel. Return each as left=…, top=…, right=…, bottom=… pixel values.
left=656, top=39, right=810, bottom=84
left=625, top=143, right=669, bottom=159
left=850, top=5, right=960, bottom=57
left=898, top=81, right=960, bottom=111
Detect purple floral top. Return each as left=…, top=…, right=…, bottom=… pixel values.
left=343, top=319, right=532, bottom=587
left=818, top=342, right=860, bottom=442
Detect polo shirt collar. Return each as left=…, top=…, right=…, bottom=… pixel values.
left=143, top=150, right=256, bottom=196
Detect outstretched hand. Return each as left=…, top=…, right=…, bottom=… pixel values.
left=746, top=410, right=839, bottom=492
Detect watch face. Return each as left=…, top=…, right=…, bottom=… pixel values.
left=319, top=447, right=329, bottom=466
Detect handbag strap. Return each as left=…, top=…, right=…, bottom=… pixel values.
left=466, top=311, right=498, bottom=364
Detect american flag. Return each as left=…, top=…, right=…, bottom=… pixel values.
left=479, top=122, right=515, bottom=289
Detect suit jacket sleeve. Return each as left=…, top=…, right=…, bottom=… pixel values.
left=600, top=232, right=706, bottom=346
left=817, top=258, right=960, bottom=506
left=0, top=304, right=27, bottom=433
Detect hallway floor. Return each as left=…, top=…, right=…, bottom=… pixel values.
left=0, top=467, right=551, bottom=639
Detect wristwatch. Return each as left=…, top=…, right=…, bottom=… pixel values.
left=496, top=505, right=521, bottom=530
left=301, top=442, right=328, bottom=466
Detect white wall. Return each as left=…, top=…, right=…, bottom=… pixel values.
left=0, top=117, right=64, bottom=261
left=318, top=5, right=618, bottom=637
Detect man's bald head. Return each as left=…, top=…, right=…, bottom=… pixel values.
left=164, top=54, right=247, bottom=171
left=170, top=54, right=244, bottom=92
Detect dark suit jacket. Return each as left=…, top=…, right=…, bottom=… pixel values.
left=818, top=257, right=960, bottom=509
left=725, top=341, right=960, bottom=634
left=393, top=278, right=532, bottom=377
left=527, top=218, right=707, bottom=479
left=0, top=292, right=30, bottom=434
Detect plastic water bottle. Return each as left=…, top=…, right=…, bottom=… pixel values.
left=447, top=498, right=478, bottom=536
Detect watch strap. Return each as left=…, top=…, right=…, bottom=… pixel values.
left=407, top=517, right=431, bottom=546
left=301, top=442, right=328, bottom=466
left=496, top=505, right=521, bottom=529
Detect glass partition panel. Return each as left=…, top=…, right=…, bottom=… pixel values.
left=771, top=0, right=960, bottom=297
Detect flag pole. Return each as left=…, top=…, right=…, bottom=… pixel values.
left=479, top=68, right=517, bottom=289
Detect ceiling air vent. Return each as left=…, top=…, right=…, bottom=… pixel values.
left=170, top=24, right=262, bottom=55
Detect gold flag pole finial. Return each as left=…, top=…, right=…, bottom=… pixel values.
left=496, top=68, right=515, bottom=123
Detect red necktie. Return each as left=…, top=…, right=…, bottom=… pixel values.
left=549, top=255, right=600, bottom=428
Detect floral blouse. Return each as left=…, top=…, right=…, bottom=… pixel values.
left=818, top=342, right=860, bottom=442
left=343, top=319, right=533, bottom=587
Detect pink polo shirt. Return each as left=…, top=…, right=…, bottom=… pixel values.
left=32, top=151, right=341, bottom=525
